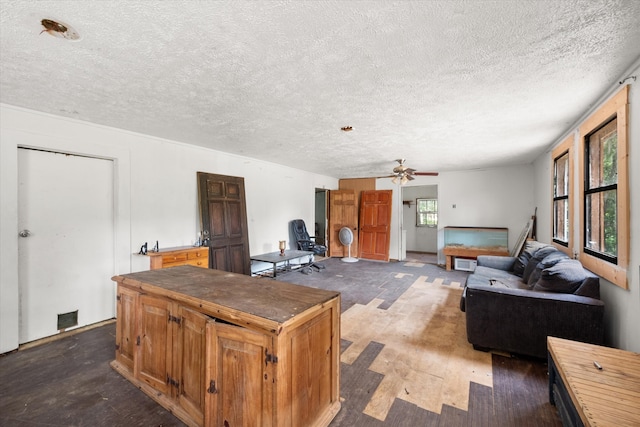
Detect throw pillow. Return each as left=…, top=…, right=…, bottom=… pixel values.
left=522, top=246, right=557, bottom=282
left=533, top=259, right=588, bottom=294
left=513, top=240, right=547, bottom=277
left=526, top=251, right=570, bottom=288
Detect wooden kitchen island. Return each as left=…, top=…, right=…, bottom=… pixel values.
left=111, top=265, right=341, bottom=427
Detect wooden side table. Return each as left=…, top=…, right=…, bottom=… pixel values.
left=143, top=245, right=209, bottom=270
left=548, top=336, right=640, bottom=427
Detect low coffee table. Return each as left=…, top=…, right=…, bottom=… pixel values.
left=250, top=250, right=314, bottom=277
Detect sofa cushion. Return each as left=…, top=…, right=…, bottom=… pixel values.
left=533, top=259, right=592, bottom=294
left=513, top=240, right=548, bottom=277
left=527, top=251, right=570, bottom=288
left=467, top=266, right=528, bottom=289
left=522, top=246, right=558, bottom=282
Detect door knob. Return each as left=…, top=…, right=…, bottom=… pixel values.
left=19, top=229, right=32, bottom=237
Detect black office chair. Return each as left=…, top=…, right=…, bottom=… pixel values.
left=291, top=219, right=327, bottom=273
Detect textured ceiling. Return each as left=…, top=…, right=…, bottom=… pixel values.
left=2, top=1, right=640, bottom=178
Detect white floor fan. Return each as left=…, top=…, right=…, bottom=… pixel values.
left=339, top=227, right=358, bottom=263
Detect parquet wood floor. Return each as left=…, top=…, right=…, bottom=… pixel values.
left=0, top=253, right=562, bottom=426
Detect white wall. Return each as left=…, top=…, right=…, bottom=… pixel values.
left=532, top=67, right=639, bottom=353
left=378, top=164, right=535, bottom=264
left=0, top=105, right=338, bottom=353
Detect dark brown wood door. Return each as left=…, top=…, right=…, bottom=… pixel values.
left=197, top=172, right=251, bottom=275
left=327, top=190, right=358, bottom=257
left=358, top=190, right=392, bottom=261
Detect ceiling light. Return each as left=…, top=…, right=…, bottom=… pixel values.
left=40, top=18, right=81, bottom=41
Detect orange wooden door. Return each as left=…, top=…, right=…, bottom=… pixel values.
left=327, top=190, right=358, bottom=257
left=358, top=190, right=393, bottom=261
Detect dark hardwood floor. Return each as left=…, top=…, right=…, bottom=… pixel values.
left=0, top=254, right=562, bottom=426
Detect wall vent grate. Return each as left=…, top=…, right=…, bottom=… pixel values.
left=58, top=310, right=78, bottom=330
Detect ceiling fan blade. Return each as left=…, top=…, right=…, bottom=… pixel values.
left=413, top=172, right=439, bottom=176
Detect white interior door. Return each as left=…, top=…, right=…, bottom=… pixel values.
left=18, top=148, right=115, bottom=344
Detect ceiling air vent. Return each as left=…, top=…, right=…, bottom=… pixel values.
left=40, top=18, right=81, bottom=41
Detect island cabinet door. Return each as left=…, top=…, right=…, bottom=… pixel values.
left=136, top=294, right=174, bottom=396
left=288, top=308, right=338, bottom=426
left=205, top=322, right=274, bottom=427
left=174, top=306, right=214, bottom=427
left=115, top=286, right=138, bottom=372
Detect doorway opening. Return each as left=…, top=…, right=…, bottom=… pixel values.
left=314, top=189, right=327, bottom=246
left=401, top=185, right=438, bottom=262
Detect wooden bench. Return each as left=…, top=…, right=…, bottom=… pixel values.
left=548, top=336, right=640, bottom=427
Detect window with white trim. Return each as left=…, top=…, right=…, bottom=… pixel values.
left=416, top=198, right=437, bottom=227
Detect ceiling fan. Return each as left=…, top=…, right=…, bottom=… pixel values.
left=387, top=159, right=438, bottom=184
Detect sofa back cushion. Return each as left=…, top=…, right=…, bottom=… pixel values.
left=522, top=246, right=558, bottom=282
left=533, top=258, right=600, bottom=297
left=526, top=250, right=570, bottom=287
left=513, top=240, right=548, bottom=277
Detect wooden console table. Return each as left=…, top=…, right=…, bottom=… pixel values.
left=142, top=245, right=209, bottom=270
left=548, top=336, right=640, bottom=427
left=112, top=265, right=341, bottom=427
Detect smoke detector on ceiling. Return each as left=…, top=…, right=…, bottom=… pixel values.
left=40, top=18, right=81, bottom=41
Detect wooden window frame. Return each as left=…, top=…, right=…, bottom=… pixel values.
left=578, top=86, right=629, bottom=289
left=551, top=135, right=574, bottom=256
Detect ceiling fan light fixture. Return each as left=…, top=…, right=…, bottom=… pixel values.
left=384, top=158, right=438, bottom=184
